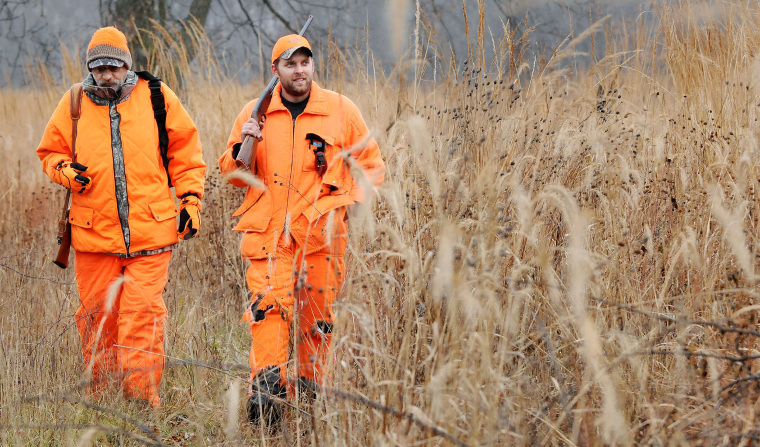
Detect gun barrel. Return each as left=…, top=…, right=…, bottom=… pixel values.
left=299, top=15, right=314, bottom=35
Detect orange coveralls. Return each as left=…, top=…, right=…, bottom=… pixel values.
left=219, top=82, right=385, bottom=387
left=37, top=74, right=206, bottom=406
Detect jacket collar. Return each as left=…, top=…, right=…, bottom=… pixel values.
left=268, top=81, right=329, bottom=116
left=83, top=71, right=138, bottom=105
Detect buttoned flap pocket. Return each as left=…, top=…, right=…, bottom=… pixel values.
left=232, top=187, right=265, bottom=217
left=149, top=199, right=180, bottom=222
left=234, top=189, right=273, bottom=232
left=303, top=194, right=355, bottom=223
left=303, top=132, right=336, bottom=172
left=69, top=204, right=94, bottom=228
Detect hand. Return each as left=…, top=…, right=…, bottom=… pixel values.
left=178, top=194, right=201, bottom=240
left=241, top=118, right=263, bottom=141
left=55, top=161, right=91, bottom=193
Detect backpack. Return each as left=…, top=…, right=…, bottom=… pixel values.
left=134, top=71, right=171, bottom=186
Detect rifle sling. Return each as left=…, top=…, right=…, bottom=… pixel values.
left=58, top=83, right=84, bottom=243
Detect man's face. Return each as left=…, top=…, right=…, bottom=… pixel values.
left=91, top=65, right=128, bottom=90
left=272, top=49, right=314, bottom=102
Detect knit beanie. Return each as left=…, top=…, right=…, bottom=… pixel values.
left=86, top=26, right=132, bottom=70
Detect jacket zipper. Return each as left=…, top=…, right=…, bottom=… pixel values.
left=284, top=112, right=297, bottom=236
left=110, top=100, right=131, bottom=253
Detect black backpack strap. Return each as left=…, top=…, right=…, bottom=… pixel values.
left=135, top=70, right=171, bottom=186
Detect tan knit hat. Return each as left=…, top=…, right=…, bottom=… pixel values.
left=86, top=26, right=132, bottom=70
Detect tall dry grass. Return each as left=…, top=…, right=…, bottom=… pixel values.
left=3, top=0, right=760, bottom=445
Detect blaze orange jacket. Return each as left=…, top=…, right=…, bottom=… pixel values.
left=38, top=75, right=206, bottom=255
left=219, top=82, right=385, bottom=259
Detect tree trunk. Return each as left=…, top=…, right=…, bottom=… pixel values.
left=101, top=0, right=213, bottom=71
left=180, top=0, right=213, bottom=65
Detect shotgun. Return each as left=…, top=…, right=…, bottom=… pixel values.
left=53, top=82, right=84, bottom=269
left=235, top=15, right=314, bottom=170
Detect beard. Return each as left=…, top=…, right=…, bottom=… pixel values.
left=94, top=78, right=124, bottom=99
left=281, top=77, right=312, bottom=99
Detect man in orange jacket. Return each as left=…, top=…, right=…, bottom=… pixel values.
left=219, top=34, right=384, bottom=427
left=37, top=27, right=206, bottom=407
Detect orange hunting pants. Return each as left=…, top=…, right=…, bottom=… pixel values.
left=245, top=235, right=345, bottom=390
left=74, top=250, right=171, bottom=407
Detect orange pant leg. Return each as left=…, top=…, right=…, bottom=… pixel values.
left=74, top=252, right=124, bottom=394
left=245, top=244, right=298, bottom=384
left=295, top=241, right=345, bottom=383
left=117, top=251, right=171, bottom=407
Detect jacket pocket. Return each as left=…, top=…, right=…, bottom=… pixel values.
left=69, top=204, right=94, bottom=228
left=148, top=199, right=179, bottom=222
left=291, top=206, right=349, bottom=255
left=291, top=195, right=353, bottom=255
left=233, top=187, right=265, bottom=217
left=234, top=189, right=272, bottom=232
left=303, top=132, right=336, bottom=172
left=303, top=194, right=355, bottom=223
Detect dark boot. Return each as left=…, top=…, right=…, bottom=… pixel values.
left=247, top=367, right=287, bottom=428
left=297, top=376, right=318, bottom=404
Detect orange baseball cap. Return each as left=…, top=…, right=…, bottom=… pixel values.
left=271, top=34, right=312, bottom=64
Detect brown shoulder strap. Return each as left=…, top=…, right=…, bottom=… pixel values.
left=69, top=83, right=83, bottom=159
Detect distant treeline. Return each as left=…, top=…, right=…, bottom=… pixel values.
left=0, top=0, right=646, bottom=86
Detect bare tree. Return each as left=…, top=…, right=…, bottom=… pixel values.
left=211, top=0, right=360, bottom=75
left=99, top=0, right=213, bottom=70
left=0, top=0, right=637, bottom=87
left=0, top=0, right=65, bottom=84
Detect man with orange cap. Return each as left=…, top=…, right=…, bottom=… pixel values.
left=219, top=34, right=385, bottom=427
left=37, top=26, right=206, bottom=407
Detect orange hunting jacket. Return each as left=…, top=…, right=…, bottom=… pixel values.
left=219, top=82, right=385, bottom=259
left=37, top=75, right=206, bottom=255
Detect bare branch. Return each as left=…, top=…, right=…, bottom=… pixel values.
left=261, top=0, right=297, bottom=33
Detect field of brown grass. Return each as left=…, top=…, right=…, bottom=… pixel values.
left=4, top=1, right=760, bottom=445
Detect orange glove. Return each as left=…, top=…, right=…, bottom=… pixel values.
left=54, top=161, right=91, bottom=193
left=178, top=194, right=201, bottom=240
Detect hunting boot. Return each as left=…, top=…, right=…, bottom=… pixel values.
left=247, top=366, right=287, bottom=429
left=297, top=376, right=318, bottom=404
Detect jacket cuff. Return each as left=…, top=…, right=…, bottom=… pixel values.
left=231, top=142, right=242, bottom=159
